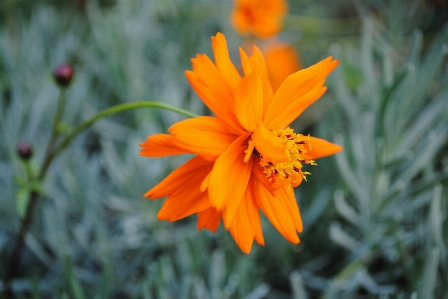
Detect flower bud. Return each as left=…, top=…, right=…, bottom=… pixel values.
left=17, top=142, right=33, bottom=161
left=53, top=63, right=74, bottom=87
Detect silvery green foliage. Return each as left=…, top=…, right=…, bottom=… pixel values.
left=1, top=0, right=448, bottom=298
left=0, top=1, right=266, bottom=298
left=319, top=19, right=448, bottom=298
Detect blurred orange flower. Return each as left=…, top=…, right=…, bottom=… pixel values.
left=264, top=41, right=302, bottom=91
left=140, top=33, right=342, bottom=254
left=230, top=0, right=288, bottom=38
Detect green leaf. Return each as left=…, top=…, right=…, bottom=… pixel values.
left=417, top=248, right=440, bottom=299
left=329, top=223, right=361, bottom=253
left=64, top=255, right=87, bottom=299
left=334, top=190, right=360, bottom=227
left=290, top=271, right=308, bottom=299
left=429, top=185, right=446, bottom=263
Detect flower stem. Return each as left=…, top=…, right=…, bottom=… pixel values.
left=2, top=100, right=196, bottom=295
left=2, top=89, right=67, bottom=295
left=49, top=101, right=198, bottom=167
left=38, top=89, right=67, bottom=180
left=2, top=191, right=39, bottom=296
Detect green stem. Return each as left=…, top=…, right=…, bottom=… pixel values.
left=53, top=89, right=67, bottom=128
left=3, top=100, right=196, bottom=295
left=44, top=101, right=197, bottom=173
left=24, top=160, right=34, bottom=181
left=2, top=90, right=68, bottom=295
left=38, top=89, right=67, bottom=179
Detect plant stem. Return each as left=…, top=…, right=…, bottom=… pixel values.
left=1, top=90, right=69, bottom=296
left=50, top=101, right=198, bottom=164
left=2, top=99, right=196, bottom=295
left=2, top=191, right=39, bottom=296
left=38, top=89, right=68, bottom=180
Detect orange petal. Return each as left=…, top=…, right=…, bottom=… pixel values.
left=222, top=172, right=257, bottom=230
left=264, top=57, right=338, bottom=129
left=302, top=136, right=343, bottom=160
left=222, top=192, right=244, bottom=230
left=169, top=116, right=238, bottom=161
left=208, top=132, right=253, bottom=210
left=243, top=139, right=255, bottom=163
left=211, top=33, right=241, bottom=91
left=200, top=170, right=211, bottom=192
left=239, top=46, right=274, bottom=116
left=266, top=82, right=327, bottom=130
left=144, top=156, right=213, bottom=199
left=190, top=53, right=241, bottom=122
left=245, top=176, right=264, bottom=245
left=197, top=207, right=221, bottom=232
left=157, top=186, right=211, bottom=222
left=239, top=47, right=253, bottom=75
left=254, top=178, right=300, bottom=243
left=251, top=46, right=275, bottom=116
left=252, top=123, right=287, bottom=164
left=228, top=194, right=256, bottom=254
left=276, top=185, right=303, bottom=233
left=185, top=56, right=244, bottom=134
left=234, top=73, right=263, bottom=132
left=139, top=134, right=191, bottom=157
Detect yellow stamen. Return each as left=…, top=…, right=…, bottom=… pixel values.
left=259, top=127, right=316, bottom=184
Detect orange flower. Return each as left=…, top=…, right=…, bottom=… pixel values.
left=140, top=33, right=342, bottom=254
left=230, top=0, right=288, bottom=38
left=263, top=41, right=302, bottom=91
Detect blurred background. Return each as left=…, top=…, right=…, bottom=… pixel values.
left=0, top=0, right=447, bottom=298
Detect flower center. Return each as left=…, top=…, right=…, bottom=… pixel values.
left=259, top=127, right=316, bottom=186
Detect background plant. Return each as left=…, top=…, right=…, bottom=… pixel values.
left=0, top=0, right=447, bottom=298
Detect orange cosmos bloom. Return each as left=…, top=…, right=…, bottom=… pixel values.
left=140, top=33, right=342, bottom=254
left=230, top=0, right=288, bottom=38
